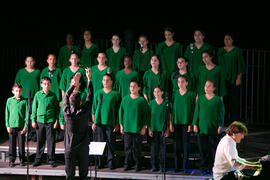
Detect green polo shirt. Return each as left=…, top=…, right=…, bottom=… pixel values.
left=31, top=90, right=58, bottom=124
left=5, top=97, right=28, bottom=128
left=57, top=45, right=80, bottom=71
left=91, top=65, right=113, bottom=94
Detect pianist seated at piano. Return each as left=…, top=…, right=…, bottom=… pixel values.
left=213, top=121, right=261, bottom=180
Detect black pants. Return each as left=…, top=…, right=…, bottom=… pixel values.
left=8, top=128, right=25, bottom=162
left=197, top=134, right=220, bottom=172
left=124, top=133, right=142, bottom=168
left=224, top=81, right=241, bottom=125
left=94, top=124, right=115, bottom=168
left=65, top=143, right=89, bottom=180
left=150, top=132, right=165, bottom=169
left=35, top=122, right=56, bottom=162
left=174, top=124, right=190, bottom=170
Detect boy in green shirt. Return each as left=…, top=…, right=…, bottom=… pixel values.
left=119, top=80, right=150, bottom=171
left=92, top=73, right=120, bottom=169
left=192, top=80, right=224, bottom=174
left=148, top=86, right=169, bottom=172
left=170, top=75, right=196, bottom=172
left=31, top=77, right=59, bottom=167
left=5, top=83, right=28, bottom=167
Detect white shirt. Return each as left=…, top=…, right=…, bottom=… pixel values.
left=213, top=134, right=246, bottom=180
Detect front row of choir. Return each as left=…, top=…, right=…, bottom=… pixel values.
left=5, top=66, right=223, bottom=174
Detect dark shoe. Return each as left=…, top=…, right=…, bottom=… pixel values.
left=33, top=160, right=41, bottom=167
left=9, top=161, right=15, bottom=167
left=151, top=167, right=158, bottom=172
left=124, top=165, right=130, bottom=171
left=50, top=162, right=56, bottom=168
left=135, top=166, right=141, bottom=172
left=159, top=168, right=166, bottom=173
left=20, top=161, right=25, bottom=166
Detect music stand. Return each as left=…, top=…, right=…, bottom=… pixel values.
left=89, top=142, right=106, bottom=180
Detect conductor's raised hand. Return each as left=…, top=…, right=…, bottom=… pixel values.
left=85, top=68, right=92, bottom=81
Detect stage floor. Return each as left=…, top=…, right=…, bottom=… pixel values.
left=0, top=126, right=269, bottom=179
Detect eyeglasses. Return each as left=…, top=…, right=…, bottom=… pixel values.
left=176, top=61, right=185, bottom=64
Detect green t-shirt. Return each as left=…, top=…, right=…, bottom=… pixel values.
left=143, top=69, right=169, bottom=101
left=57, top=45, right=80, bottom=71
left=119, top=95, right=149, bottom=133
left=15, top=68, right=40, bottom=99
left=106, top=47, right=127, bottom=73
left=149, top=100, right=170, bottom=132
left=156, top=41, right=183, bottom=73
left=132, top=49, right=154, bottom=73
left=80, top=44, right=99, bottom=68
left=114, top=69, right=139, bottom=99
left=196, top=65, right=227, bottom=96
left=91, top=65, right=113, bottom=94
left=59, top=67, right=87, bottom=93
left=172, top=90, right=195, bottom=125
left=40, top=67, right=62, bottom=101
left=217, top=47, right=246, bottom=84
left=171, top=71, right=196, bottom=95
left=31, top=90, right=58, bottom=124
left=92, top=89, right=120, bottom=127
left=5, top=97, right=28, bottom=128
left=184, top=43, right=212, bottom=73
left=192, top=95, right=224, bottom=135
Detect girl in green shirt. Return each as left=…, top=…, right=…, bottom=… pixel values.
left=114, top=56, right=139, bottom=99
left=106, top=34, right=128, bottom=73
left=171, top=57, right=196, bottom=95
left=143, top=55, right=169, bottom=103
left=5, top=83, right=27, bottom=167
left=217, top=33, right=246, bottom=124
left=91, top=74, right=120, bottom=169
left=133, top=34, right=154, bottom=81
left=149, top=86, right=169, bottom=172
left=171, top=75, right=196, bottom=172
left=192, top=80, right=224, bottom=174
left=15, top=56, right=40, bottom=99
left=184, top=29, right=212, bottom=74
left=156, top=27, right=183, bottom=74
left=80, top=29, right=99, bottom=68
left=196, top=50, right=227, bottom=99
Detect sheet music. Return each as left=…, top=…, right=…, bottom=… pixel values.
left=89, top=142, right=106, bottom=155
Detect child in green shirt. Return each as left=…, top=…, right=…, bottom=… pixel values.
left=57, top=33, right=80, bottom=71
left=143, top=55, right=169, bottom=103
left=5, top=83, right=28, bottom=167
left=119, top=80, right=150, bottom=171
left=31, top=77, right=59, bottom=168
left=184, top=29, right=212, bottom=73
left=114, top=56, right=139, bottom=99
left=92, top=73, right=120, bottom=169
left=80, top=29, right=99, bottom=68
left=192, top=80, right=224, bottom=174
left=132, top=34, right=154, bottom=81
left=106, top=34, right=128, bottom=73
left=148, top=85, right=169, bottom=172
left=170, top=75, right=196, bottom=172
